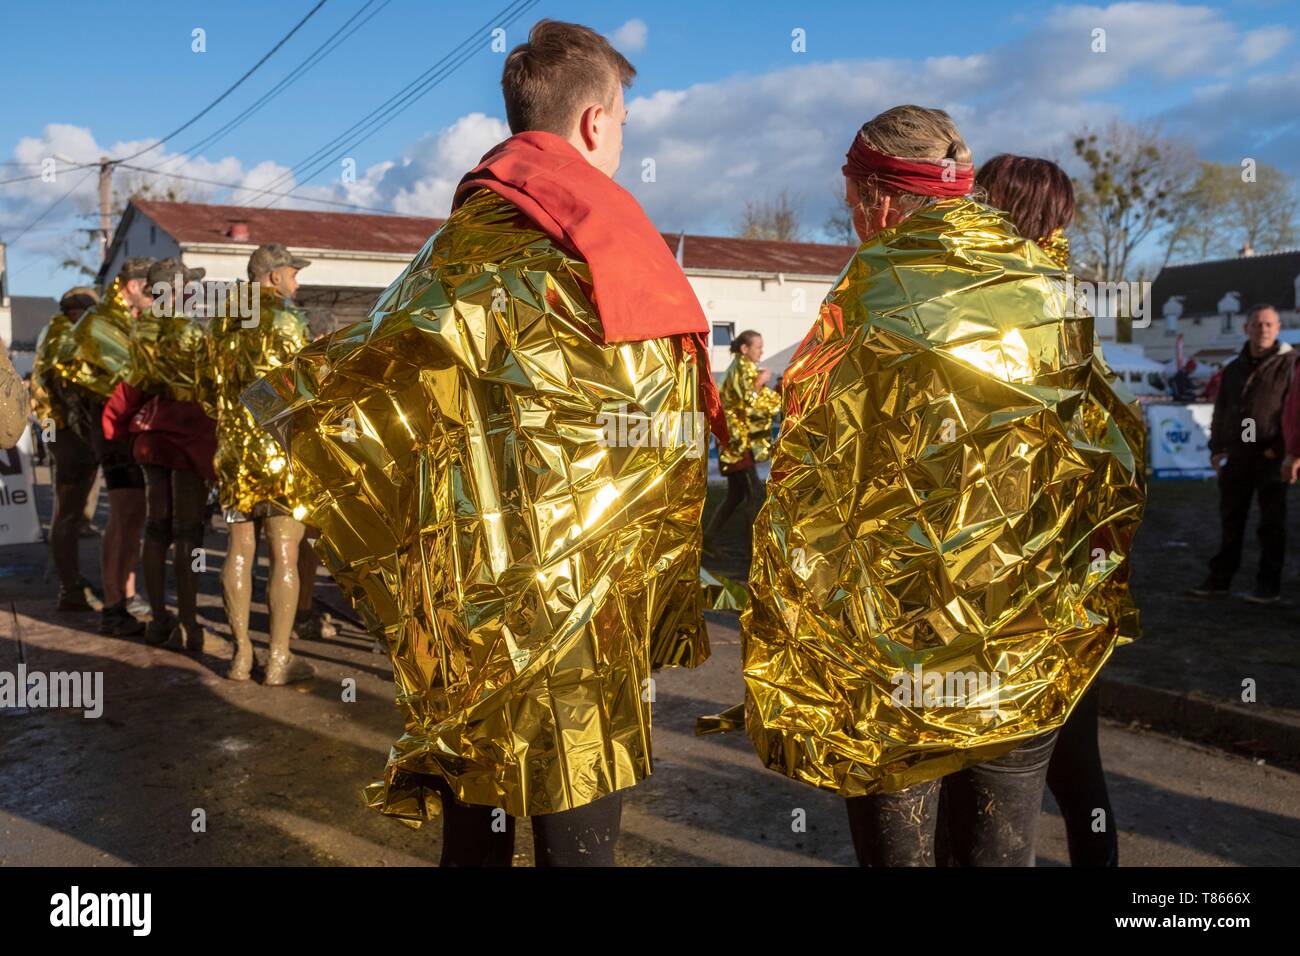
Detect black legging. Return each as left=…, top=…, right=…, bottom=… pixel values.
left=846, top=730, right=1059, bottom=866
left=142, top=464, right=209, bottom=629
left=432, top=777, right=623, bottom=867
left=1045, top=685, right=1117, bottom=866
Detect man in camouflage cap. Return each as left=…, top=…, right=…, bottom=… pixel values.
left=209, top=243, right=314, bottom=684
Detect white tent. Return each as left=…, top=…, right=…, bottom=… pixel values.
left=1097, top=342, right=1165, bottom=395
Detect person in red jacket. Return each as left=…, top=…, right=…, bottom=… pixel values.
left=103, top=257, right=217, bottom=648
left=1284, top=360, right=1300, bottom=485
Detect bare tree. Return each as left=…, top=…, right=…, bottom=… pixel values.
left=822, top=182, right=856, bottom=244
left=1231, top=161, right=1298, bottom=253
left=60, top=173, right=199, bottom=281
left=736, top=190, right=803, bottom=242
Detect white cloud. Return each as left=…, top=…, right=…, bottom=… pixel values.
left=304, top=112, right=509, bottom=217
left=3, top=0, right=1295, bottom=291
left=610, top=19, right=648, bottom=53
left=1241, top=26, right=1293, bottom=65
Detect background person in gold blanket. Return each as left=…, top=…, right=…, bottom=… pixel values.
left=30, top=287, right=101, bottom=611
left=104, top=257, right=216, bottom=651
left=207, top=243, right=313, bottom=685
left=246, top=20, right=722, bottom=866
left=59, top=257, right=154, bottom=637
left=703, top=330, right=781, bottom=556
left=741, top=106, right=1145, bottom=866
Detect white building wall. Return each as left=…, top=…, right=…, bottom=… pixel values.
left=179, top=244, right=414, bottom=289
left=686, top=272, right=838, bottom=377
left=103, top=215, right=181, bottom=281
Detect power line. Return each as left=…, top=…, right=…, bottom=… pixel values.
left=4, top=169, right=95, bottom=246
left=150, top=0, right=390, bottom=173
left=0, top=163, right=95, bottom=188
left=242, top=0, right=537, bottom=208
left=112, top=0, right=329, bottom=164
left=113, top=161, right=424, bottom=216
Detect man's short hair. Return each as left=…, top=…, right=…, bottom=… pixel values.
left=501, top=19, right=635, bottom=136
left=1246, top=303, right=1279, bottom=323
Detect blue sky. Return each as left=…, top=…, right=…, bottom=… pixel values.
left=3, top=0, right=1298, bottom=297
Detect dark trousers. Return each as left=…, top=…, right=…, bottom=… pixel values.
left=432, top=777, right=623, bottom=867
left=1045, top=685, right=1117, bottom=866
left=704, top=468, right=763, bottom=543
left=846, top=730, right=1058, bottom=866
left=1208, top=454, right=1288, bottom=593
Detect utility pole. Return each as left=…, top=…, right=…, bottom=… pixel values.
left=97, top=156, right=112, bottom=267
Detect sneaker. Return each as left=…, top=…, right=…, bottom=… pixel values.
left=1244, top=590, right=1281, bottom=605
left=1187, top=580, right=1230, bottom=597
left=99, top=603, right=146, bottom=637
left=126, top=594, right=151, bottom=617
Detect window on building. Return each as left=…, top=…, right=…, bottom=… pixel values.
left=150, top=225, right=156, bottom=244
left=1222, top=313, right=1233, bottom=334
left=712, top=323, right=735, bottom=348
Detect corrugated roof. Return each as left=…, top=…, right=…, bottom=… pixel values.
left=1152, top=249, right=1300, bottom=316
left=131, top=200, right=857, bottom=277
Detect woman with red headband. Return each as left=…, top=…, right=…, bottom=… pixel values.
left=738, top=106, right=1145, bottom=866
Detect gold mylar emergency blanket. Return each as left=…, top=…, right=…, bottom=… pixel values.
left=208, top=288, right=309, bottom=514
left=741, top=198, right=1145, bottom=797
left=245, top=189, right=712, bottom=819
left=57, top=278, right=133, bottom=399
left=718, top=354, right=781, bottom=469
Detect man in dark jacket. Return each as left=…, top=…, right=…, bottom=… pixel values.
left=1191, top=304, right=1296, bottom=602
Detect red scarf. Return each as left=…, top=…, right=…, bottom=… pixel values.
left=842, top=136, right=973, bottom=197
left=454, top=131, right=726, bottom=442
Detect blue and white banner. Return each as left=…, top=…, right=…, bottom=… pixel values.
left=1146, top=402, right=1215, bottom=479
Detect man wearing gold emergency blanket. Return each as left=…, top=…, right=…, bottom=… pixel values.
left=246, top=20, right=725, bottom=866
left=740, top=106, right=1145, bottom=866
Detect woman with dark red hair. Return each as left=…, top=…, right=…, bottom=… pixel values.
left=976, top=154, right=1144, bottom=867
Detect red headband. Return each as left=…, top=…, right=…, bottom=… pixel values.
left=842, top=136, right=973, bottom=198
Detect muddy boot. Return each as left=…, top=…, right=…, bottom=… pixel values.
left=263, top=637, right=315, bottom=686
left=293, top=607, right=339, bottom=641
left=229, top=637, right=255, bottom=681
